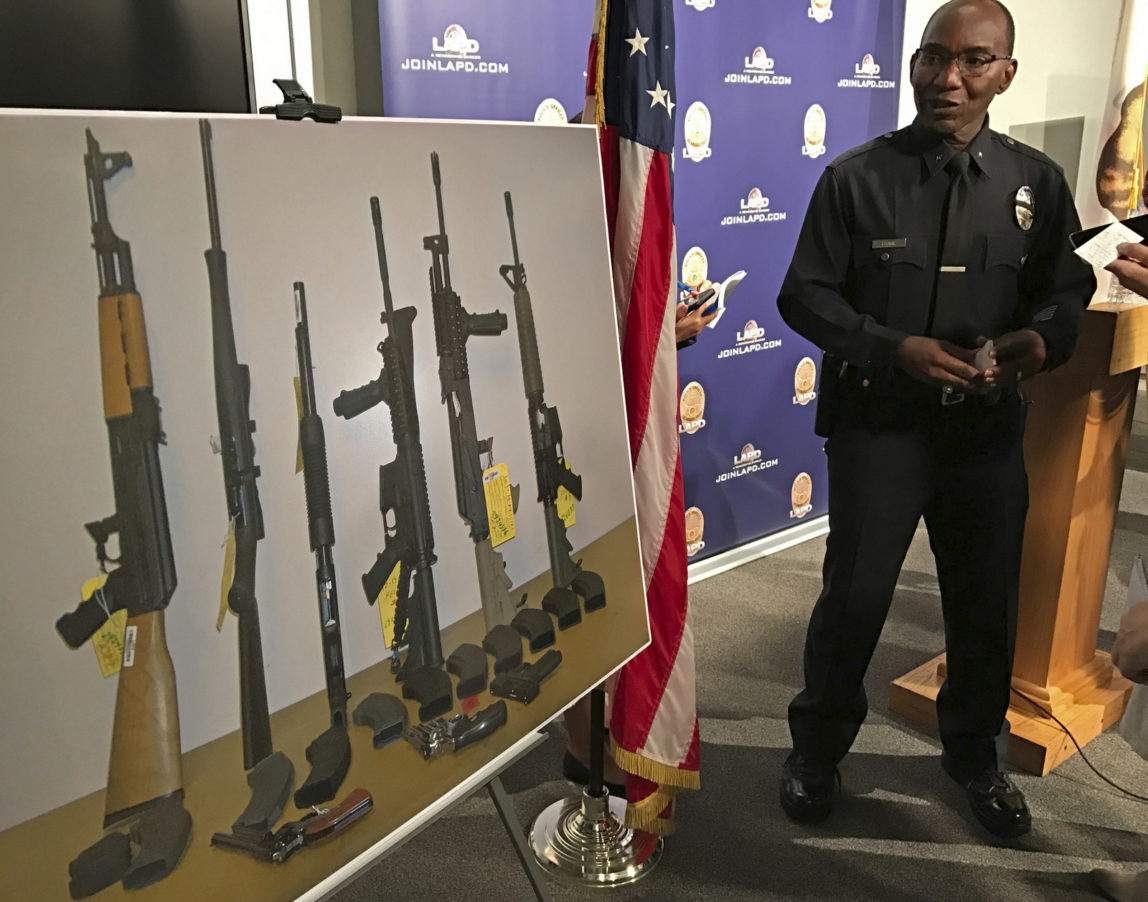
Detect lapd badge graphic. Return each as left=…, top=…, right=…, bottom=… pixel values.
left=1015, top=186, right=1034, bottom=231
left=793, top=357, right=817, bottom=405
left=683, top=101, right=713, bottom=161
left=680, top=381, right=707, bottom=435
left=791, top=472, right=814, bottom=519
left=534, top=98, right=568, bottom=124
left=803, top=104, right=827, bottom=158
left=681, top=246, right=709, bottom=292
left=685, top=507, right=706, bottom=557
left=434, top=24, right=480, bottom=57
left=809, top=0, right=833, bottom=23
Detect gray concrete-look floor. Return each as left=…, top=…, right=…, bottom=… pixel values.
left=334, top=397, right=1148, bottom=901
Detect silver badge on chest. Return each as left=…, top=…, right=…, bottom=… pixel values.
left=1015, top=186, right=1034, bottom=231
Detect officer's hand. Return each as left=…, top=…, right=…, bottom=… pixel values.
left=1112, top=600, right=1148, bottom=684
left=894, top=336, right=978, bottom=387
left=1106, top=242, right=1148, bottom=299
left=984, top=329, right=1046, bottom=384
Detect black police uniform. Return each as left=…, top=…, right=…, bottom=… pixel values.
left=777, top=121, right=1095, bottom=778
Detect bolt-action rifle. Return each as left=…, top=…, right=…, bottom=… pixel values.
left=423, top=153, right=523, bottom=634
left=334, top=197, right=453, bottom=721
left=292, top=282, right=352, bottom=807
left=54, top=129, right=191, bottom=897
left=499, top=192, right=605, bottom=622
left=199, top=120, right=294, bottom=836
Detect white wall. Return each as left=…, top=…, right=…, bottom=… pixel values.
left=246, top=0, right=315, bottom=109
left=898, top=0, right=1125, bottom=204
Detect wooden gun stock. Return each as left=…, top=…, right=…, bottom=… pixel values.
left=104, top=610, right=183, bottom=827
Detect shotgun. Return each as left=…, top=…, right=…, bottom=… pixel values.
left=292, top=282, right=352, bottom=807
left=199, top=119, right=294, bottom=835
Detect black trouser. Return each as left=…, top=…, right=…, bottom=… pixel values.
left=788, top=388, right=1028, bottom=777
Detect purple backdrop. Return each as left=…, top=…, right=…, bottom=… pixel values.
left=376, top=0, right=906, bottom=565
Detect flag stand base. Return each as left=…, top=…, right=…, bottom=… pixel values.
left=528, top=688, right=662, bottom=887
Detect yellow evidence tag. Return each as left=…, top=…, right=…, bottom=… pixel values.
left=294, top=375, right=304, bottom=474
left=217, top=519, right=237, bottom=631
left=81, top=572, right=109, bottom=602
left=483, top=463, right=517, bottom=547
left=93, top=608, right=129, bottom=678
left=376, top=563, right=401, bottom=649
left=556, top=461, right=576, bottom=529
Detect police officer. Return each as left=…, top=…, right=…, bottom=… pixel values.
left=776, top=0, right=1096, bottom=838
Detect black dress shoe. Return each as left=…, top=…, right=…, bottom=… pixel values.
left=562, top=751, right=627, bottom=798
left=942, top=754, right=1032, bottom=839
left=779, top=754, right=839, bottom=824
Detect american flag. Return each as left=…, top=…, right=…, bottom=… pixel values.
left=585, top=0, right=699, bottom=835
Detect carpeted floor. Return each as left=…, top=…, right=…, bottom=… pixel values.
left=334, top=405, right=1148, bottom=901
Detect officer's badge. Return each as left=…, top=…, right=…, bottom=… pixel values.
left=1014, top=186, right=1034, bottom=231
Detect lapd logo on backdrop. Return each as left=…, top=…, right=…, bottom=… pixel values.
left=680, top=246, right=709, bottom=293
left=802, top=104, right=827, bottom=158
left=809, top=0, right=833, bottom=22
left=679, top=381, right=707, bottom=434
left=715, top=442, right=779, bottom=484
left=685, top=507, right=706, bottom=557
left=725, top=45, right=792, bottom=85
left=791, top=472, right=814, bottom=519
left=793, top=357, right=818, bottom=405
left=718, top=318, right=782, bottom=360
left=685, top=0, right=716, bottom=10
left=402, top=24, right=510, bottom=73
left=534, top=99, right=568, bottom=124
left=722, top=187, right=788, bottom=226
left=682, top=102, right=713, bottom=161
left=838, top=53, right=897, bottom=89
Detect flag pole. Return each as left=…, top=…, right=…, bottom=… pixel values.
left=528, top=686, right=662, bottom=887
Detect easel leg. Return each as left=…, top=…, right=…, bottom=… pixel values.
left=486, top=776, right=554, bottom=902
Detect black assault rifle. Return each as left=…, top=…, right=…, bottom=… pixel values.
left=55, top=129, right=191, bottom=898
left=199, top=120, right=294, bottom=839
left=423, top=153, right=523, bottom=636
left=292, top=282, right=352, bottom=807
left=333, top=197, right=454, bottom=721
left=500, top=192, right=606, bottom=623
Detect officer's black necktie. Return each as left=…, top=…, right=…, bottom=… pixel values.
left=927, top=150, right=972, bottom=336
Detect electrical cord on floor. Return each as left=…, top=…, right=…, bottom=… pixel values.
left=1009, top=687, right=1148, bottom=802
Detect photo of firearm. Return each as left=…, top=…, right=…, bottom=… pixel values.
left=292, top=282, right=352, bottom=807
left=334, top=197, right=453, bottom=722
left=54, top=129, right=191, bottom=898
left=199, top=120, right=294, bottom=836
left=500, top=191, right=606, bottom=623
left=423, top=152, right=523, bottom=636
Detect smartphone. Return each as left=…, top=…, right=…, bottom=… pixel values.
left=1069, top=213, right=1148, bottom=249
left=686, top=287, right=716, bottom=313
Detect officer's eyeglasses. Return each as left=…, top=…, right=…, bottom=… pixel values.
left=914, top=47, right=1012, bottom=77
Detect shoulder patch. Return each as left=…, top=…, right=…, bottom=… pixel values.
left=992, top=131, right=1064, bottom=175
left=828, top=129, right=901, bottom=168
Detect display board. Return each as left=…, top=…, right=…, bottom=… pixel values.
left=0, top=111, right=648, bottom=899
left=376, top=0, right=588, bottom=122
left=675, top=0, right=905, bottom=562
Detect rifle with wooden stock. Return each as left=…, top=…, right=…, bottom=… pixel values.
left=55, top=128, right=191, bottom=898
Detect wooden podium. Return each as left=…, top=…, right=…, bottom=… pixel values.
left=890, top=303, right=1145, bottom=775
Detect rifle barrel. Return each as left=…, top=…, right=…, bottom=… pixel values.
left=198, top=120, right=223, bottom=252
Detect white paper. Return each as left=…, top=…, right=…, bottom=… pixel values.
left=706, top=269, right=747, bottom=328
left=1074, top=221, right=1144, bottom=268
left=974, top=338, right=995, bottom=371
